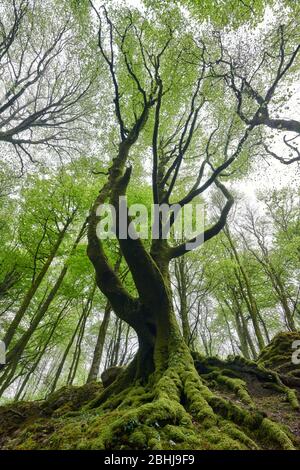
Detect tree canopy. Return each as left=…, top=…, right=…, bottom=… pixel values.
left=0, top=0, right=300, bottom=453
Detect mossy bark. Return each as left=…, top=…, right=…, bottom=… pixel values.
left=1, top=332, right=299, bottom=450
left=78, top=92, right=300, bottom=451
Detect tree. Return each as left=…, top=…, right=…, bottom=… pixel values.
left=0, top=0, right=300, bottom=451
left=241, top=206, right=298, bottom=331
left=0, top=0, right=96, bottom=172
left=82, top=1, right=300, bottom=448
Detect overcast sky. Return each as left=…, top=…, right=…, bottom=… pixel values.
left=124, top=0, right=300, bottom=203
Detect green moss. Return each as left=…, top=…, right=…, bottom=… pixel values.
left=148, top=437, right=162, bottom=450
left=220, top=423, right=259, bottom=450
left=128, top=429, right=147, bottom=448
left=285, top=388, right=299, bottom=410
left=1, top=333, right=299, bottom=451
left=259, top=418, right=295, bottom=450
left=214, top=373, right=254, bottom=407
left=258, top=332, right=300, bottom=373
left=181, top=369, right=216, bottom=427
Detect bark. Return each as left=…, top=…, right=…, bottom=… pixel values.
left=3, top=216, right=74, bottom=349
left=87, top=301, right=111, bottom=383
left=49, top=308, right=87, bottom=394
left=119, top=323, right=131, bottom=366
left=13, top=303, right=67, bottom=401
left=174, top=257, right=193, bottom=347
left=246, top=234, right=297, bottom=331
left=4, top=219, right=87, bottom=366
left=67, top=284, right=96, bottom=385
left=109, top=316, right=123, bottom=368
left=224, top=228, right=266, bottom=350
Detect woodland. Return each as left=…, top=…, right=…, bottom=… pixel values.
left=0, top=0, right=300, bottom=451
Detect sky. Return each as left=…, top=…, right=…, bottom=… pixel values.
left=117, top=0, right=300, bottom=204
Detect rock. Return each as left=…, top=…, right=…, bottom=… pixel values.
left=43, top=382, right=103, bottom=414
left=101, top=366, right=123, bottom=388
left=258, top=331, right=300, bottom=372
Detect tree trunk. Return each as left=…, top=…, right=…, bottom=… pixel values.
left=0, top=220, right=87, bottom=395
left=87, top=301, right=111, bottom=382
left=49, top=308, right=86, bottom=394
left=3, top=217, right=73, bottom=349
left=67, top=283, right=95, bottom=385
left=87, top=254, right=122, bottom=382
left=175, top=257, right=193, bottom=347
left=13, top=303, right=67, bottom=401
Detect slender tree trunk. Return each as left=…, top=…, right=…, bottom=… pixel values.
left=245, top=212, right=297, bottom=332
left=175, top=257, right=193, bottom=347
left=14, top=303, right=67, bottom=401
left=234, top=264, right=265, bottom=350
left=4, top=219, right=87, bottom=366
left=267, top=269, right=296, bottom=331
left=119, top=323, right=131, bottom=366
left=86, top=301, right=111, bottom=382
left=67, top=284, right=95, bottom=385
left=67, top=317, right=86, bottom=385
left=106, top=316, right=122, bottom=368
left=49, top=309, right=86, bottom=394
left=3, top=217, right=73, bottom=349
left=221, top=306, right=237, bottom=354
left=224, top=228, right=266, bottom=350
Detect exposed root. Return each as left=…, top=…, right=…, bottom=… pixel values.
left=193, top=352, right=300, bottom=411
left=0, top=332, right=299, bottom=450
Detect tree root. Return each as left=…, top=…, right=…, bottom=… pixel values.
left=0, top=334, right=299, bottom=450
left=193, top=353, right=300, bottom=411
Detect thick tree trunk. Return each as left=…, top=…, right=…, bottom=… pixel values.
left=81, top=94, right=297, bottom=451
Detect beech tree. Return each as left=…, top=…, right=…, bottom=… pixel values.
left=0, top=0, right=96, bottom=172
left=82, top=0, right=300, bottom=447
left=1, top=0, right=300, bottom=452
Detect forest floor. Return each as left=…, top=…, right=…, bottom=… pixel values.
left=0, top=332, right=299, bottom=450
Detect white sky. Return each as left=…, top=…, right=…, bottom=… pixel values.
left=120, top=0, right=300, bottom=203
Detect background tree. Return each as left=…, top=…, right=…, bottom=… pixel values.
left=0, top=0, right=97, bottom=172
left=0, top=0, right=300, bottom=452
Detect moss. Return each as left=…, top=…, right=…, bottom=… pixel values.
left=181, top=369, right=217, bottom=427
left=203, top=428, right=246, bottom=450
left=213, top=373, right=254, bottom=407
left=128, top=428, right=147, bottom=448
left=43, top=382, right=103, bottom=414
left=258, top=332, right=300, bottom=373
left=1, top=333, right=299, bottom=451
left=220, top=422, right=259, bottom=450
left=148, top=437, right=162, bottom=450
left=207, top=395, right=264, bottom=429
left=285, top=388, right=299, bottom=410
left=259, top=418, right=295, bottom=450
